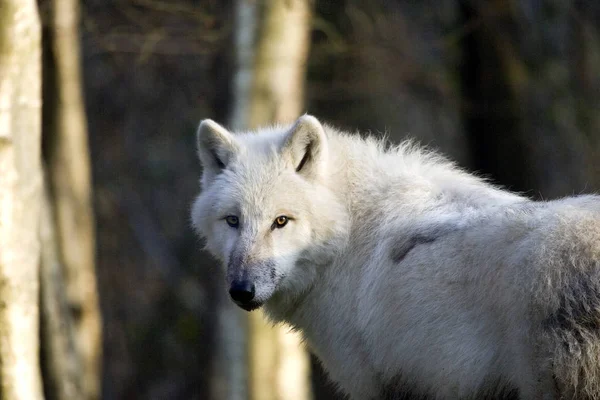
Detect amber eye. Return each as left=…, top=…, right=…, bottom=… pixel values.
left=225, top=215, right=239, bottom=228
left=274, top=216, right=289, bottom=228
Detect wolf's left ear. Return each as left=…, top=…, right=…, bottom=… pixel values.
left=282, top=115, right=328, bottom=179
left=196, top=119, right=238, bottom=185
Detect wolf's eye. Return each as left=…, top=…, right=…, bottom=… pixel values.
left=273, top=216, right=289, bottom=229
left=225, top=215, right=239, bottom=228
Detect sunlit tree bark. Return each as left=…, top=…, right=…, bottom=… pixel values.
left=207, top=4, right=254, bottom=400
left=41, top=0, right=102, bottom=398
left=231, top=0, right=313, bottom=128
left=40, top=176, right=84, bottom=400
left=216, top=1, right=314, bottom=400
left=0, top=0, right=45, bottom=398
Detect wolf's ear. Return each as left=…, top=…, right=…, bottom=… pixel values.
left=282, top=115, right=328, bottom=179
left=196, top=119, right=238, bottom=184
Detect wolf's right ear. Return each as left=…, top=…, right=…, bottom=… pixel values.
left=196, top=119, right=238, bottom=184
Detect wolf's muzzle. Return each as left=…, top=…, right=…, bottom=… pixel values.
left=229, top=280, right=255, bottom=303
left=228, top=280, right=264, bottom=311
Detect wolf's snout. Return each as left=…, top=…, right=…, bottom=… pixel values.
left=229, top=280, right=255, bottom=303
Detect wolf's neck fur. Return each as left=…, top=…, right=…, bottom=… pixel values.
left=323, top=127, right=521, bottom=217
left=265, top=126, right=523, bottom=325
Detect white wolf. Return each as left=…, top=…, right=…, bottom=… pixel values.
left=191, top=115, right=600, bottom=400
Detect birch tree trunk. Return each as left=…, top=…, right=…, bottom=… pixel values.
left=42, top=0, right=102, bottom=398
left=218, top=1, right=314, bottom=400
left=231, top=0, right=313, bottom=128
left=208, top=7, right=255, bottom=400
left=40, top=177, right=84, bottom=400
left=0, top=0, right=45, bottom=399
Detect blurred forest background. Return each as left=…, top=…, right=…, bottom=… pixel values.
left=1, top=0, right=600, bottom=399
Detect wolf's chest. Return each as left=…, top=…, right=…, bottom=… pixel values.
left=291, top=277, right=381, bottom=398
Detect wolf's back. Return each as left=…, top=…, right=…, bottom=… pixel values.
left=531, top=201, right=600, bottom=398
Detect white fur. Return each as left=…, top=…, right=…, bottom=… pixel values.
left=192, top=115, right=600, bottom=399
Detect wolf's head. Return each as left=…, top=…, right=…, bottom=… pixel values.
left=191, top=115, right=349, bottom=312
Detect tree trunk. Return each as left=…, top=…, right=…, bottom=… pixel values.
left=40, top=177, right=84, bottom=400
left=232, top=0, right=313, bottom=129
left=41, top=0, right=102, bottom=398
left=220, top=1, right=314, bottom=400
left=0, top=0, right=45, bottom=399
left=207, top=4, right=253, bottom=400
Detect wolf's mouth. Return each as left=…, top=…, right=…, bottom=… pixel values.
left=234, top=300, right=263, bottom=312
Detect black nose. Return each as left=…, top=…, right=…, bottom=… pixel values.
left=229, top=280, right=255, bottom=303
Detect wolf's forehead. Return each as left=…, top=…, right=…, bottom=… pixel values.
left=227, top=157, right=283, bottom=188
left=235, top=126, right=288, bottom=149
left=233, top=152, right=285, bottom=180
left=224, top=161, right=297, bottom=216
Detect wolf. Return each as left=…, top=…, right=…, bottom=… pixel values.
left=191, top=115, right=600, bottom=400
